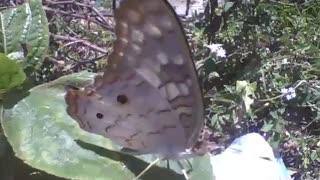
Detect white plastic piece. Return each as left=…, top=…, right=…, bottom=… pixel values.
left=210, top=133, right=292, bottom=180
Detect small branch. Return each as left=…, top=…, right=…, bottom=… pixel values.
left=71, top=54, right=108, bottom=70
left=51, top=34, right=108, bottom=54
left=90, top=3, right=110, bottom=25
left=43, top=6, right=114, bottom=31
left=44, top=0, right=76, bottom=5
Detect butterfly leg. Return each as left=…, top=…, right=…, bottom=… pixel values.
left=177, top=160, right=190, bottom=180
left=166, top=159, right=170, bottom=169
left=186, top=159, right=193, bottom=173
left=132, top=158, right=161, bottom=180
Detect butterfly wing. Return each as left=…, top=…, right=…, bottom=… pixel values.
left=65, top=0, right=204, bottom=159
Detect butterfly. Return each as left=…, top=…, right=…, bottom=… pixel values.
left=65, top=0, right=212, bottom=178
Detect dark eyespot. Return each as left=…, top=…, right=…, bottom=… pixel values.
left=199, top=134, right=203, bottom=139
left=96, top=113, right=104, bottom=119
left=117, top=94, right=128, bottom=104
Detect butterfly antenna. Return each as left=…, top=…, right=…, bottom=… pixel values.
left=132, top=158, right=161, bottom=180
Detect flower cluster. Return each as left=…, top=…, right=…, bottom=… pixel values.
left=206, top=43, right=226, bottom=58
left=281, top=87, right=296, bottom=100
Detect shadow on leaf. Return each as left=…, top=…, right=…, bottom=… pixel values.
left=75, top=140, right=185, bottom=180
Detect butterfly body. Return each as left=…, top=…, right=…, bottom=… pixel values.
left=65, top=0, right=205, bottom=160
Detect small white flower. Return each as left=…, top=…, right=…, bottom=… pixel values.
left=265, top=48, right=270, bottom=53
left=281, top=87, right=296, bottom=100
left=206, top=43, right=223, bottom=52
left=281, top=88, right=288, bottom=94
left=288, top=87, right=294, bottom=93
left=206, top=43, right=226, bottom=58
left=282, top=58, right=288, bottom=64
left=216, top=48, right=226, bottom=58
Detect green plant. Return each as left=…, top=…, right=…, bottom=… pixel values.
left=0, top=0, right=319, bottom=179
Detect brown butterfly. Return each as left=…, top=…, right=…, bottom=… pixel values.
left=65, top=0, right=215, bottom=179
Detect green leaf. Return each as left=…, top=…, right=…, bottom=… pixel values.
left=211, top=97, right=234, bottom=104
left=1, top=71, right=214, bottom=180
left=310, top=150, right=317, bottom=161
left=236, top=81, right=247, bottom=94
left=261, top=122, right=273, bottom=132
left=236, top=81, right=256, bottom=112
left=224, top=2, right=235, bottom=12
left=0, top=53, right=26, bottom=96
left=0, top=0, right=49, bottom=67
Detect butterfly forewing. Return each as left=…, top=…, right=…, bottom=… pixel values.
left=65, top=0, right=204, bottom=159
left=113, top=0, right=204, bottom=148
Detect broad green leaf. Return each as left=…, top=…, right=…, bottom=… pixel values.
left=1, top=71, right=214, bottom=180
left=0, top=0, right=49, bottom=67
left=0, top=53, right=26, bottom=96
left=1, top=72, right=133, bottom=180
